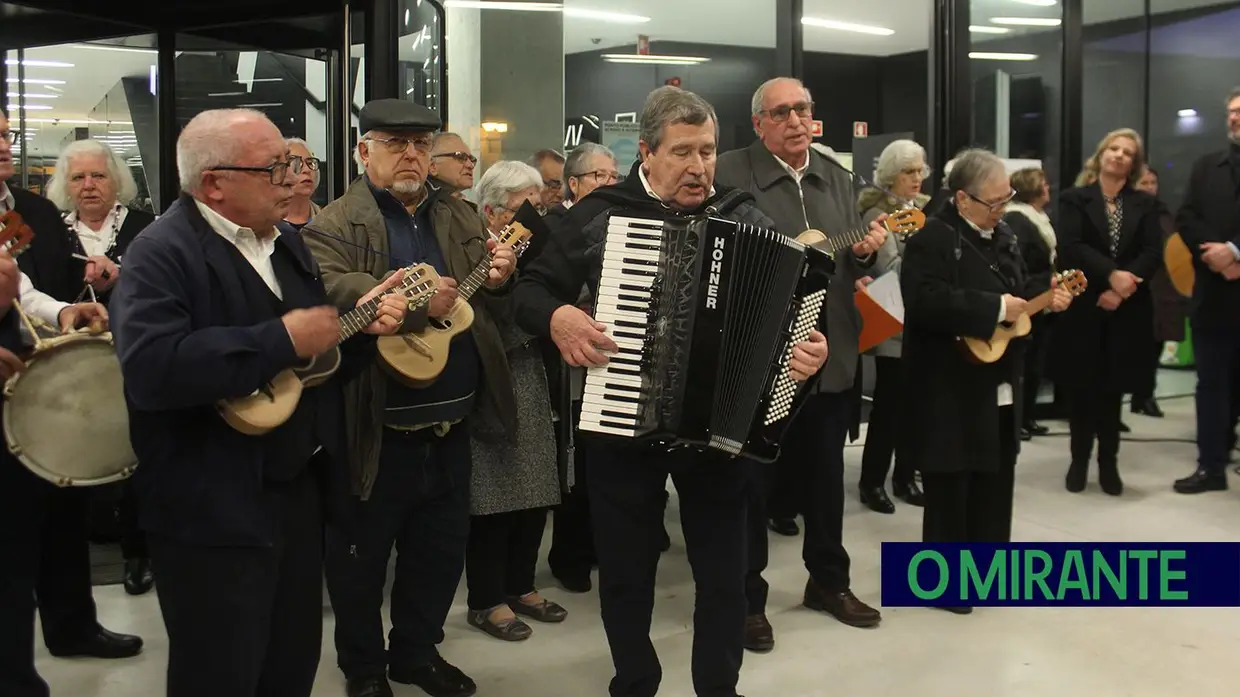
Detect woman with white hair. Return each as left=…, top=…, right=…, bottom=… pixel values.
left=855, top=138, right=930, bottom=514
left=46, top=139, right=155, bottom=300
left=462, top=160, right=564, bottom=642
left=284, top=138, right=322, bottom=229
left=46, top=138, right=156, bottom=596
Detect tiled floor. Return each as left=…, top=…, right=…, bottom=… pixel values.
left=39, top=372, right=1239, bottom=697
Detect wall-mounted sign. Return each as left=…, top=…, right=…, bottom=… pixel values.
left=853, top=121, right=869, bottom=138
left=811, top=120, right=823, bottom=137
left=665, top=76, right=681, bottom=87
left=637, top=35, right=650, bottom=55
left=602, top=121, right=642, bottom=169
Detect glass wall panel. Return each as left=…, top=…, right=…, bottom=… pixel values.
left=1081, top=0, right=1148, bottom=176
left=1147, top=0, right=1240, bottom=209
left=5, top=38, right=157, bottom=207
left=968, top=0, right=1062, bottom=191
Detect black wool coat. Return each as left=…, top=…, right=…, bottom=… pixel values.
left=1046, top=183, right=1161, bottom=395
left=897, top=204, right=1046, bottom=475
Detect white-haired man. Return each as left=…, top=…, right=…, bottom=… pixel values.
left=0, top=111, right=139, bottom=697
left=716, top=76, right=886, bottom=652
left=304, top=98, right=516, bottom=697
left=110, top=108, right=407, bottom=697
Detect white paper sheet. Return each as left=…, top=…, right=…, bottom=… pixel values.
left=863, top=271, right=904, bottom=324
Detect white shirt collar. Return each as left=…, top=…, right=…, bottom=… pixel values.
left=561, top=199, right=574, bottom=210
left=193, top=199, right=280, bottom=247
left=0, top=182, right=13, bottom=214
left=773, top=152, right=810, bottom=182
left=636, top=166, right=716, bottom=205
left=960, top=211, right=994, bottom=240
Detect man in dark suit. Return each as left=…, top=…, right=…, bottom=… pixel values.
left=0, top=111, right=142, bottom=697
left=714, top=77, right=887, bottom=651
left=1174, top=87, right=1240, bottom=494
left=109, top=108, right=409, bottom=697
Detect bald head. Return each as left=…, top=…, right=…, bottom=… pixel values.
left=177, top=108, right=294, bottom=234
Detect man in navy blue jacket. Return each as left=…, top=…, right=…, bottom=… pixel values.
left=109, top=108, right=411, bottom=697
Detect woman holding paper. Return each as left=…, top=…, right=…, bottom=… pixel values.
left=855, top=139, right=931, bottom=514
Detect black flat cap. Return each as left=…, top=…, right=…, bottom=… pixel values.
left=359, top=98, right=441, bottom=134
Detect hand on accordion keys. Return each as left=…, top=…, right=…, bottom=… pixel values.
left=550, top=304, right=618, bottom=367
left=788, top=329, right=828, bottom=382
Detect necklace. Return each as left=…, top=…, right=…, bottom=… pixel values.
left=64, top=202, right=123, bottom=259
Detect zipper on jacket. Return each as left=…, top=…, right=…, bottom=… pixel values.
left=795, top=179, right=810, bottom=231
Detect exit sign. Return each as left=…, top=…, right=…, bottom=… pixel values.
left=853, top=121, right=869, bottom=137
left=811, top=120, right=823, bottom=137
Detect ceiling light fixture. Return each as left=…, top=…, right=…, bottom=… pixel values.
left=970, top=51, right=1039, bottom=60
left=1178, top=108, right=1198, bottom=117
left=443, top=1, right=561, bottom=10
left=6, top=78, right=66, bottom=85
left=5, top=92, right=58, bottom=99
left=602, top=54, right=710, bottom=65
left=564, top=8, right=650, bottom=23
left=969, top=25, right=1012, bottom=33
left=74, top=44, right=158, bottom=55
left=3, top=59, right=74, bottom=68
left=481, top=121, right=509, bottom=133
left=990, top=17, right=1062, bottom=26
left=23, top=118, right=133, bottom=125
left=801, top=16, right=894, bottom=35
left=3, top=104, right=53, bottom=110
left=1011, top=0, right=1057, bottom=6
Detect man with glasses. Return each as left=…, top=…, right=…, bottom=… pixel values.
left=715, top=77, right=887, bottom=652
left=529, top=148, right=566, bottom=211
left=109, top=108, right=408, bottom=697
left=429, top=132, right=477, bottom=201
left=304, top=99, right=517, bottom=697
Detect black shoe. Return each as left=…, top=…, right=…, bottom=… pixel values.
left=743, top=613, right=774, bottom=653
left=553, top=571, right=592, bottom=593
left=1173, top=469, right=1228, bottom=494
left=347, top=676, right=394, bottom=697
left=859, top=486, right=895, bottom=514
left=1022, top=420, right=1050, bottom=436
left=1065, top=461, right=1087, bottom=493
left=767, top=517, right=799, bottom=536
left=390, top=655, right=477, bottom=697
left=892, top=479, right=925, bottom=507
left=46, top=627, right=143, bottom=659
left=1098, top=461, right=1123, bottom=496
left=937, top=605, right=973, bottom=615
left=123, top=558, right=154, bottom=596
left=1131, top=397, right=1164, bottom=417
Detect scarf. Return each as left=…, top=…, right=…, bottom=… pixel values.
left=1005, top=201, right=1057, bottom=266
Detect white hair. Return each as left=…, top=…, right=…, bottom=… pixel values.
left=46, top=139, right=138, bottom=211
left=874, top=139, right=928, bottom=189
left=286, top=137, right=320, bottom=189
left=474, top=160, right=543, bottom=220
left=176, top=108, right=270, bottom=193
left=750, top=77, right=813, bottom=134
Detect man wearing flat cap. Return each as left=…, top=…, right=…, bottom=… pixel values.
left=305, top=99, right=518, bottom=697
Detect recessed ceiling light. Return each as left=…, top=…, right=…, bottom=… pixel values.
left=3, top=104, right=53, bottom=110
left=74, top=44, right=158, bottom=55
left=564, top=8, right=649, bottom=23
left=1011, top=0, right=1057, bottom=5
left=602, top=54, right=710, bottom=65
left=6, top=78, right=66, bottom=85
left=443, top=1, right=560, bottom=10
left=5, top=92, right=58, bottom=99
left=990, top=17, right=1062, bottom=26
left=1178, top=108, right=1197, bottom=117
left=23, top=118, right=133, bottom=125
left=801, top=17, right=894, bottom=36
left=969, top=25, right=1012, bottom=34
left=3, top=59, right=74, bottom=68
left=970, top=52, right=1039, bottom=60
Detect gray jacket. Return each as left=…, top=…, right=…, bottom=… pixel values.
left=715, top=140, right=874, bottom=393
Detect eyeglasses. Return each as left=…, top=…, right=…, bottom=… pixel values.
left=760, top=102, right=814, bottom=123
left=542, top=178, right=562, bottom=191
left=902, top=166, right=932, bottom=179
left=366, top=135, right=434, bottom=155
left=294, top=156, right=321, bottom=171
left=575, top=170, right=621, bottom=185
left=966, top=188, right=1017, bottom=211
left=209, top=158, right=303, bottom=185
left=0, top=131, right=16, bottom=144
left=431, top=151, right=477, bottom=165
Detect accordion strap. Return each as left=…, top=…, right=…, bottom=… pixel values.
left=704, top=189, right=754, bottom=217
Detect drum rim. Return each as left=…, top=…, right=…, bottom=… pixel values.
left=2, top=331, right=136, bottom=488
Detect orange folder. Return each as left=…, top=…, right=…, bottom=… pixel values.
left=855, top=273, right=904, bottom=353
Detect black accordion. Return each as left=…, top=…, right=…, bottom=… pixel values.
left=580, top=212, right=835, bottom=463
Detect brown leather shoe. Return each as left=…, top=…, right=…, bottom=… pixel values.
left=802, top=580, right=881, bottom=628
left=743, top=613, right=774, bottom=652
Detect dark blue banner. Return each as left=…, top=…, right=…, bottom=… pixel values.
left=880, top=543, right=1240, bottom=607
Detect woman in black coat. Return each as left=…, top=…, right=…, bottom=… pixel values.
left=899, top=149, right=1071, bottom=614
left=1048, top=129, right=1162, bottom=496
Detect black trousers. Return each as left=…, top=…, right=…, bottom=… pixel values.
left=859, top=356, right=914, bottom=488
left=1067, top=386, right=1125, bottom=466
left=549, top=401, right=596, bottom=579
left=1193, top=324, right=1240, bottom=475
left=325, top=425, right=471, bottom=681
left=150, top=465, right=323, bottom=697
left=587, top=439, right=748, bottom=697
left=747, top=390, right=852, bottom=615
left=0, top=451, right=104, bottom=697
left=1131, top=340, right=1165, bottom=404
left=922, top=410, right=1018, bottom=544
left=466, top=506, right=548, bottom=610
left=118, top=479, right=148, bottom=560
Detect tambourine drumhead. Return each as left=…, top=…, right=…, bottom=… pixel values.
left=3, top=333, right=137, bottom=487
